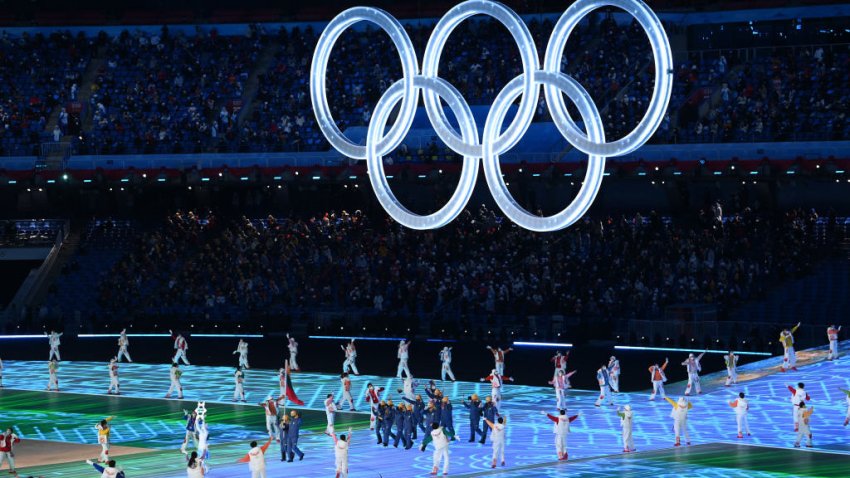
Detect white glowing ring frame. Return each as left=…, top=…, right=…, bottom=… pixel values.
left=311, top=0, right=673, bottom=232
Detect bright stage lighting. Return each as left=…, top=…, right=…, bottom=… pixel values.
left=308, top=335, right=407, bottom=341
left=512, top=341, right=574, bottom=348
left=614, top=345, right=771, bottom=356
left=77, top=333, right=263, bottom=338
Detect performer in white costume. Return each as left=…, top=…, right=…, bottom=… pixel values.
left=439, top=347, right=456, bottom=382
left=46, top=330, right=63, bottom=361
left=194, top=402, right=209, bottom=473
left=607, top=356, right=621, bottom=393
left=550, top=369, right=568, bottom=410
left=259, top=398, right=280, bottom=441
left=337, top=373, right=356, bottom=411
left=233, top=367, right=246, bottom=402
left=682, top=352, right=705, bottom=395
left=94, top=416, right=114, bottom=463
left=827, top=325, right=842, bottom=361
left=170, top=330, right=190, bottom=365
left=400, top=375, right=418, bottom=402
left=788, top=382, right=810, bottom=431
left=166, top=363, right=184, bottom=399
left=325, top=393, right=337, bottom=434
left=550, top=351, right=568, bottom=379
left=483, top=416, right=506, bottom=468
left=341, top=340, right=359, bottom=375
left=117, top=329, right=132, bottom=362
left=287, top=334, right=300, bottom=371
left=107, top=358, right=120, bottom=395
left=47, top=359, right=59, bottom=391
left=665, top=397, right=692, bottom=447
left=480, top=370, right=513, bottom=411
left=396, top=340, right=412, bottom=378
left=543, top=409, right=578, bottom=461
left=328, top=427, right=352, bottom=478
left=729, top=392, right=750, bottom=438
left=486, top=346, right=512, bottom=375
left=724, top=351, right=739, bottom=386
left=419, top=423, right=455, bottom=476
left=617, top=405, right=634, bottom=452
left=365, top=383, right=384, bottom=431
left=794, top=402, right=813, bottom=448
left=233, top=340, right=249, bottom=369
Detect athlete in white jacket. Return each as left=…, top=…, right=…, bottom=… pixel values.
left=543, top=409, right=578, bottom=461
left=396, top=340, right=412, bottom=378
left=617, top=405, right=634, bottom=452
left=117, top=329, right=132, bottom=363
left=729, top=392, right=751, bottom=438
left=107, top=358, right=120, bottom=395
left=439, top=347, right=456, bottom=382
left=607, top=356, right=621, bottom=393
left=682, top=352, right=705, bottom=395
left=724, top=351, right=739, bottom=386
left=665, top=397, right=692, bottom=447
left=287, top=334, right=300, bottom=371
left=420, top=423, right=456, bottom=475
left=233, top=340, right=249, bottom=369
left=328, top=427, right=352, bottom=478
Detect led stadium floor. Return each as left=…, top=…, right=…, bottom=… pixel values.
left=1, top=341, right=849, bottom=477
left=467, top=443, right=850, bottom=478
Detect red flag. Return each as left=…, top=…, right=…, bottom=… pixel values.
left=281, top=360, right=304, bottom=406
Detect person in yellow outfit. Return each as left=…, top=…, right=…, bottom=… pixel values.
left=780, top=322, right=801, bottom=372
left=665, top=397, right=692, bottom=447
left=95, top=416, right=114, bottom=463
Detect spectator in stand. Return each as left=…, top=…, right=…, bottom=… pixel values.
left=66, top=203, right=832, bottom=340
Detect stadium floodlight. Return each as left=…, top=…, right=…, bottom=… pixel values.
left=614, top=345, right=771, bottom=357
left=309, top=335, right=407, bottom=341
left=311, top=0, right=672, bottom=232
left=513, top=341, right=574, bottom=348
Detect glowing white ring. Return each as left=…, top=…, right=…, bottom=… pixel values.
left=421, top=0, right=538, bottom=157
left=367, top=76, right=480, bottom=230
left=310, top=0, right=673, bottom=232
left=543, top=0, right=673, bottom=157
left=482, top=70, right=605, bottom=232
left=310, top=7, right=418, bottom=159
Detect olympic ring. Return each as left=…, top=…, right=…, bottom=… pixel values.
left=310, top=0, right=673, bottom=232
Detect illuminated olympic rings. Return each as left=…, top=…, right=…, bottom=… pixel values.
left=311, top=0, right=672, bottom=232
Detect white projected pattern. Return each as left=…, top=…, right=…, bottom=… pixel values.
left=310, top=0, right=673, bottom=232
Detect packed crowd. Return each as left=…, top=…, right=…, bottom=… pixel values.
left=241, top=13, right=650, bottom=155
left=0, top=31, right=93, bottom=156
left=2, top=16, right=849, bottom=156
left=79, top=26, right=264, bottom=155
left=52, top=204, right=835, bottom=329
left=675, top=46, right=850, bottom=143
